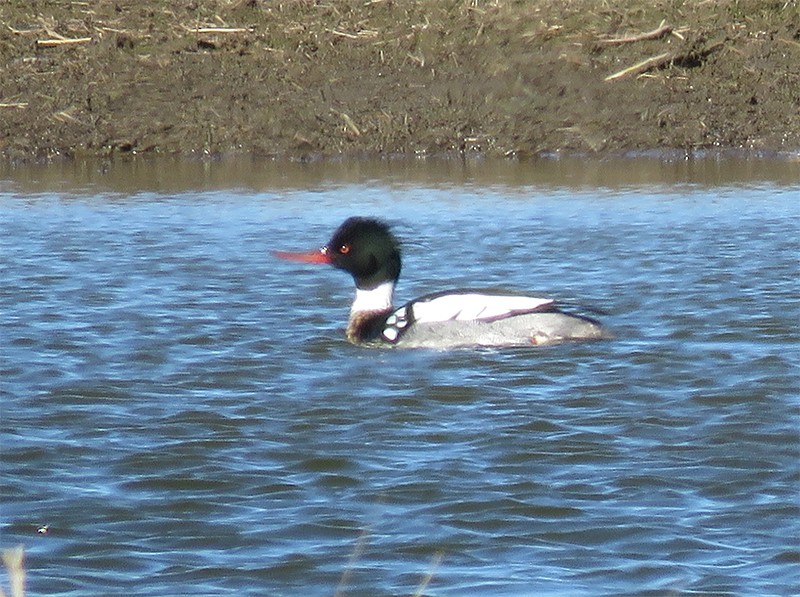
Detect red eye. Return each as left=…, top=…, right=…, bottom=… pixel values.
left=339, top=244, right=351, bottom=254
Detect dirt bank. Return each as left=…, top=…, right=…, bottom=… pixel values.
left=1, top=0, right=798, bottom=161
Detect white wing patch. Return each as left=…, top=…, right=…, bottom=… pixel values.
left=410, top=293, right=554, bottom=323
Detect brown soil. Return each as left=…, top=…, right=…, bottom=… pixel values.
left=1, top=1, right=799, bottom=162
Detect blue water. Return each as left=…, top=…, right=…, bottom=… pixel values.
left=1, top=160, right=799, bottom=596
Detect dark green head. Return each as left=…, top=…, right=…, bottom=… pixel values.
left=323, top=217, right=402, bottom=289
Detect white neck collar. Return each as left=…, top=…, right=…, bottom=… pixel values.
left=351, top=280, right=395, bottom=314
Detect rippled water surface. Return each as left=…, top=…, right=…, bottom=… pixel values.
left=2, top=159, right=799, bottom=596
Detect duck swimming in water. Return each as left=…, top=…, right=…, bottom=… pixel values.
left=275, top=217, right=610, bottom=348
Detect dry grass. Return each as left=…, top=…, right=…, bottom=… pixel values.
left=0, top=540, right=441, bottom=596
left=0, top=547, right=25, bottom=597
left=1, top=0, right=797, bottom=159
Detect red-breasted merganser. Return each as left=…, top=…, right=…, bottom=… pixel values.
left=275, top=217, right=610, bottom=348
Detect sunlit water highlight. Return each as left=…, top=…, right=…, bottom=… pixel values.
left=2, top=159, right=799, bottom=596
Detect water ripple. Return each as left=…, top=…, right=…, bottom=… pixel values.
left=2, top=183, right=799, bottom=596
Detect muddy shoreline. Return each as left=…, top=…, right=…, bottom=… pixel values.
left=2, top=1, right=798, bottom=162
